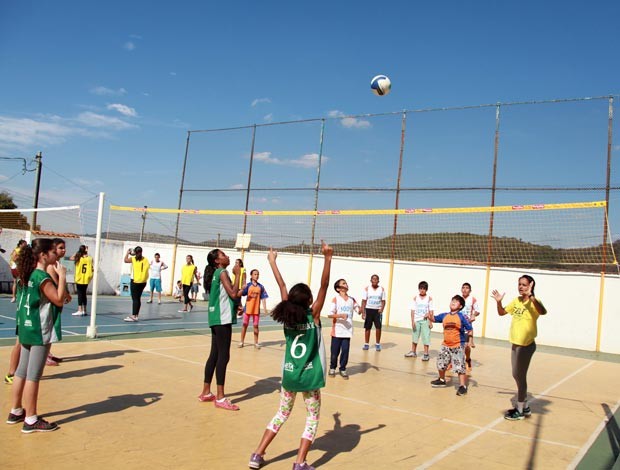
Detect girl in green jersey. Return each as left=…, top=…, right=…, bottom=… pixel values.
left=249, top=241, right=333, bottom=470
left=7, top=238, right=67, bottom=433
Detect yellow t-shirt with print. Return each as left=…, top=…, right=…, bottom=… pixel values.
left=505, top=297, right=547, bottom=346
left=131, top=257, right=150, bottom=283
left=75, top=256, right=94, bottom=285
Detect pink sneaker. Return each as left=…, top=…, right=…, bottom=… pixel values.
left=214, top=398, right=239, bottom=411
left=198, top=393, right=216, bottom=402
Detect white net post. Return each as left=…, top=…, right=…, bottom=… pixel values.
left=87, top=192, right=105, bottom=339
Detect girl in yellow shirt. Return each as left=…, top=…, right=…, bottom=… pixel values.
left=492, top=275, right=547, bottom=421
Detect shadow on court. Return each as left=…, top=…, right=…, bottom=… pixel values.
left=269, top=412, right=386, bottom=467
left=347, top=362, right=380, bottom=375
left=259, top=340, right=286, bottom=348
left=42, top=365, right=123, bottom=380
left=59, top=349, right=139, bottom=362
left=46, top=392, right=163, bottom=425
left=228, top=376, right=281, bottom=403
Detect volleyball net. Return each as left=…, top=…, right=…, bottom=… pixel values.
left=108, top=200, right=618, bottom=273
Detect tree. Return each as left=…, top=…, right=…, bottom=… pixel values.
left=0, top=191, right=30, bottom=229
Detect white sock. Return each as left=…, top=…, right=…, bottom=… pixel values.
left=517, top=401, right=525, bottom=413
left=10, top=407, right=23, bottom=415
left=216, top=397, right=227, bottom=403
left=25, top=415, right=38, bottom=425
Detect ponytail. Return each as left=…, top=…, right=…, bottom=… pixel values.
left=203, top=249, right=221, bottom=295
left=74, top=244, right=87, bottom=265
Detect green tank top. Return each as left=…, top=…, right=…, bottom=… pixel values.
left=17, top=269, right=62, bottom=345
left=282, top=311, right=326, bottom=392
left=208, top=268, right=237, bottom=326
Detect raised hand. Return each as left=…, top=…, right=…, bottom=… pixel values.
left=321, top=240, right=333, bottom=257
left=267, top=247, right=278, bottom=263
left=490, top=289, right=505, bottom=302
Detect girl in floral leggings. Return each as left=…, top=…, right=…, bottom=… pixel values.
left=248, top=242, right=333, bottom=470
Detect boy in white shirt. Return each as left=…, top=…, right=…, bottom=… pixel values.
left=405, top=281, right=434, bottom=361
left=147, top=253, right=168, bottom=304
left=360, top=274, right=386, bottom=351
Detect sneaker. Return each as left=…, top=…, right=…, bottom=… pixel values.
left=123, top=316, right=138, bottom=322
left=146, top=300, right=153, bottom=304
left=238, top=342, right=244, bottom=348
left=523, top=406, right=532, bottom=417
left=214, top=398, right=239, bottom=411
left=72, top=311, right=83, bottom=316
left=504, top=408, right=525, bottom=421
left=339, top=370, right=349, bottom=380
left=362, top=344, right=370, bottom=351
left=6, top=411, right=24, bottom=424
left=375, top=344, right=382, bottom=351
left=430, top=378, right=447, bottom=387
left=328, top=369, right=336, bottom=377
left=45, top=356, right=59, bottom=366
left=4, top=374, right=14, bottom=385
left=254, top=343, right=262, bottom=349
left=22, top=417, right=59, bottom=433
left=198, top=393, right=216, bottom=402
left=10, top=297, right=15, bottom=303
left=404, top=351, right=417, bottom=358
left=422, top=354, right=430, bottom=361
left=248, top=453, right=266, bottom=469
left=456, top=385, right=468, bottom=396
left=292, top=462, right=315, bottom=470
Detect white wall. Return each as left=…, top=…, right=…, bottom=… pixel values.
left=2, top=228, right=618, bottom=354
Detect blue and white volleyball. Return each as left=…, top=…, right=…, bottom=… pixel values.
left=370, top=75, right=391, bottom=96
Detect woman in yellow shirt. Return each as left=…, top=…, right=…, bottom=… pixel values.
left=180, top=255, right=199, bottom=313
left=123, top=246, right=149, bottom=322
left=491, top=275, right=547, bottom=421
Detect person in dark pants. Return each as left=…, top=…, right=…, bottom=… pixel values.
left=327, top=279, right=359, bottom=380
left=123, top=246, right=149, bottom=322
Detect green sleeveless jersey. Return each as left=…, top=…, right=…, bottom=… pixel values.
left=208, top=268, right=237, bottom=326
left=17, top=269, right=62, bottom=346
left=281, top=311, right=326, bottom=392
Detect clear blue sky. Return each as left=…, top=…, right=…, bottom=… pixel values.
left=0, top=1, right=619, bottom=239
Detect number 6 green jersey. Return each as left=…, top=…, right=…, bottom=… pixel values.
left=281, top=311, right=326, bottom=392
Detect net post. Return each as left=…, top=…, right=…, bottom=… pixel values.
left=385, top=111, right=407, bottom=326
left=481, top=104, right=501, bottom=338
left=87, top=192, right=105, bottom=339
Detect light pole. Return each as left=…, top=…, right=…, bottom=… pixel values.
left=31, top=152, right=42, bottom=230
left=139, top=206, right=147, bottom=242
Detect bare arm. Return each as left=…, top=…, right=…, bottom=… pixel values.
left=491, top=289, right=508, bottom=315
left=268, top=248, right=288, bottom=301
left=41, top=264, right=67, bottom=307
left=311, top=241, right=333, bottom=321
left=123, top=250, right=133, bottom=263
left=219, top=270, right=241, bottom=299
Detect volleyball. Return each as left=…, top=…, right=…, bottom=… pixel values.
left=370, top=75, right=391, bottom=96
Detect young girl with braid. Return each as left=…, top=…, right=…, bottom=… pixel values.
left=491, top=274, right=547, bottom=420
left=198, top=249, right=242, bottom=410
left=248, top=242, right=333, bottom=470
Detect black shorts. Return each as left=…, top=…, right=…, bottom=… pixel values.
left=364, top=308, right=382, bottom=330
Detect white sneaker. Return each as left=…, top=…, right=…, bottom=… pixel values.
left=146, top=300, right=153, bottom=304
left=238, top=342, right=244, bottom=348
left=72, top=311, right=83, bottom=316
left=254, top=343, right=261, bottom=349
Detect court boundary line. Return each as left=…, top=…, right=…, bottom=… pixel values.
left=416, top=360, right=595, bottom=469
left=105, top=337, right=582, bottom=451
left=567, top=399, right=620, bottom=469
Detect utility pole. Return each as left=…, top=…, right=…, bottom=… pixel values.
left=139, top=206, right=147, bottom=242
left=31, top=152, right=43, bottom=230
